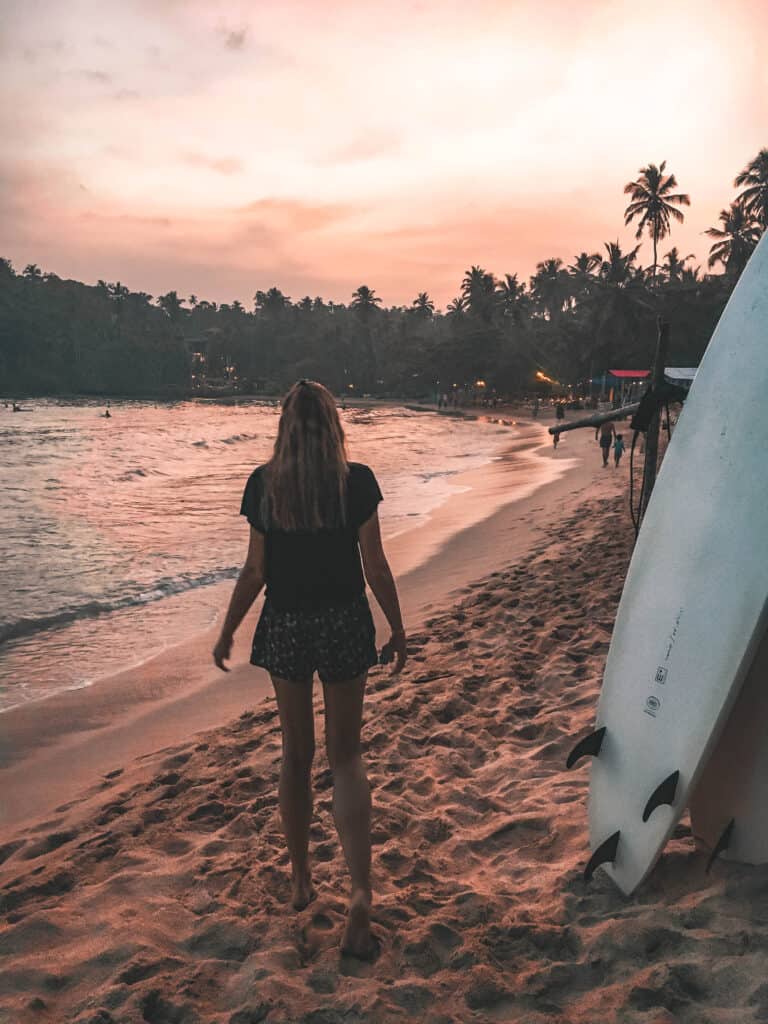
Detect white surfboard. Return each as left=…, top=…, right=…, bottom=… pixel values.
left=574, top=231, right=768, bottom=895
left=689, top=624, right=768, bottom=865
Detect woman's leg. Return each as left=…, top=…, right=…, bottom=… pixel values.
left=270, top=674, right=317, bottom=910
left=322, top=672, right=375, bottom=957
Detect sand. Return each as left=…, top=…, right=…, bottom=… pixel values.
left=3, top=422, right=763, bottom=1023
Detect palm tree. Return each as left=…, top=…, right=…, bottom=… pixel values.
left=660, top=247, right=694, bottom=285
left=460, top=266, right=497, bottom=321
left=188, top=294, right=199, bottom=308
left=599, top=241, right=642, bottom=286
left=23, top=264, right=42, bottom=279
left=623, top=161, right=690, bottom=285
left=445, top=296, right=466, bottom=318
left=734, top=148, right=768, bottom=229
left=530, top=258, right=571, bottom=320
left=110, top=281, right=130, bottom=301
left=705, top=203, right=762, bottom=277
left=254, top=287, right=289, bottom=315
left=156, top=291, right=185, bottom=322
left=350, top=285, right=382, bottom=321
left=567, top=252, right=601, bottom=305
left=410, top=292, right=435, bottom=318
left=568, top=251, right=602, bottom=276
left=496, top=273, right=528, bottom=324
left=679, top=265, right=701, bottom=288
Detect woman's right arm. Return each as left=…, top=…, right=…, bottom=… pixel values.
left=358, top=510, right=407, bottom=673
left=213, top=527, right=265, bottom=671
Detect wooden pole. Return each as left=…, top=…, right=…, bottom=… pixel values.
left=640, top=318, right=670, bottom=519
left=548, top=402, right=641, bottom=436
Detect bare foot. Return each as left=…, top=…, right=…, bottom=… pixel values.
left=341, top=889, right=377, bottom=960
left=291, top=873, right=317, bottom=911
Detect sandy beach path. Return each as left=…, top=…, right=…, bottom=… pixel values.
left=3, top=430, right=767, bottom=1022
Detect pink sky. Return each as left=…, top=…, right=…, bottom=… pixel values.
left=1, top=0, right=766, bottom=308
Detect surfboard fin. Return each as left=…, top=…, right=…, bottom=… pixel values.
left=566, top=726, right=606, bottom=769
left=642, top=770, right=680, bottom=822
left=584, top=830, right=620, bottom=882
left=705, top=818, right=735, bottom=875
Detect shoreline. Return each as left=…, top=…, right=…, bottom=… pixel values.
left=0, top=416, right=600, bottom=832
left=6, top=453, right=750, bottom=1024
left=0, top=410, right=538, bottom=717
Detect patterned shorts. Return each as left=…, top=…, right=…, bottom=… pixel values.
left=250, top=593, right=379, bottom=684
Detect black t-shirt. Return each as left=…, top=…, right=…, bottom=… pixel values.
left=240, top=461, right=383, bottom=611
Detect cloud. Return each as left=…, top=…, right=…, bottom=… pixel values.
left=181, top=152, right=244, bottom=175
left=317, top=132, right=402, bottom=166
left=80, top=69, right=112, bottom=84
left=79, top=211, right=173, bottom=228
left=238, top=198, right=358, bottom=232
left=224, top=28, right=247, bottom=50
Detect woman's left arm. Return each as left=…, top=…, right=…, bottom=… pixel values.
left=213, top=527, right=265, bottom=671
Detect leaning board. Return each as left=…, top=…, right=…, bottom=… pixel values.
left=689, top=623, right=768, bottom=864
left=586, top=231, right=768, bottom=895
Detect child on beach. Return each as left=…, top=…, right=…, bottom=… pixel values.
left=613, top=433, right=626, bottom=467
left=213, top=379, right=406, bottom=962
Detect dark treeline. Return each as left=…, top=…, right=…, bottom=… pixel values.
left=1, top=151, right=765, bottom=398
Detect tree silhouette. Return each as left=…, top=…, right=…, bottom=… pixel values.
left=706, top=203, right=762, bottom=277
left=350, top=285, right=382, bottom=321
left=445, top=296, right=466, bottom=318
left=734, top=148, right=768, bottom=229
left=156, top=291, right=185, bottom=322
left=254, top=288, right=290, bottom=315
left=410, top=292, right=435, bottom=318
left=624, top=161, right=690, bottom=286
left=461, top=266, right=497, bottom=322
left=530, top=258, right=571, bottom=320
left=659, top=247, right=694, bottom=285
left=497, top=273, right=528, bottom=325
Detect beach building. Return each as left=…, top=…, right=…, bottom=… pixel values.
left=606, top=369, right=649, bottom=407
left=597, top=368, right=698, bottom=407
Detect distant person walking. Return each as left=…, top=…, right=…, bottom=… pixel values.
left=596, top=420, right=616, bottom=468
left=555, top=402, right=565, bottom=421
left=613, top=433, right=626, bottom=467
left=213, top=379, right=406, bottom=961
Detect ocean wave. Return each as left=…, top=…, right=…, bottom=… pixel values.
left=220, top=432, right=260, bottom=445
left=417, top=470, right=459, bottom=481
left=0, top=566, right=240, bottom=646
left=190, top=432, right=260, bottom=448
left=116, top=467, right=169, bottom=481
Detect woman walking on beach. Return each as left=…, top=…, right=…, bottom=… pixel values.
left=213, top=380, right=406, bottom=960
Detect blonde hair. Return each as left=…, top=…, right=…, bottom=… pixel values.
left=265, top=380, right=349, bottom=531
